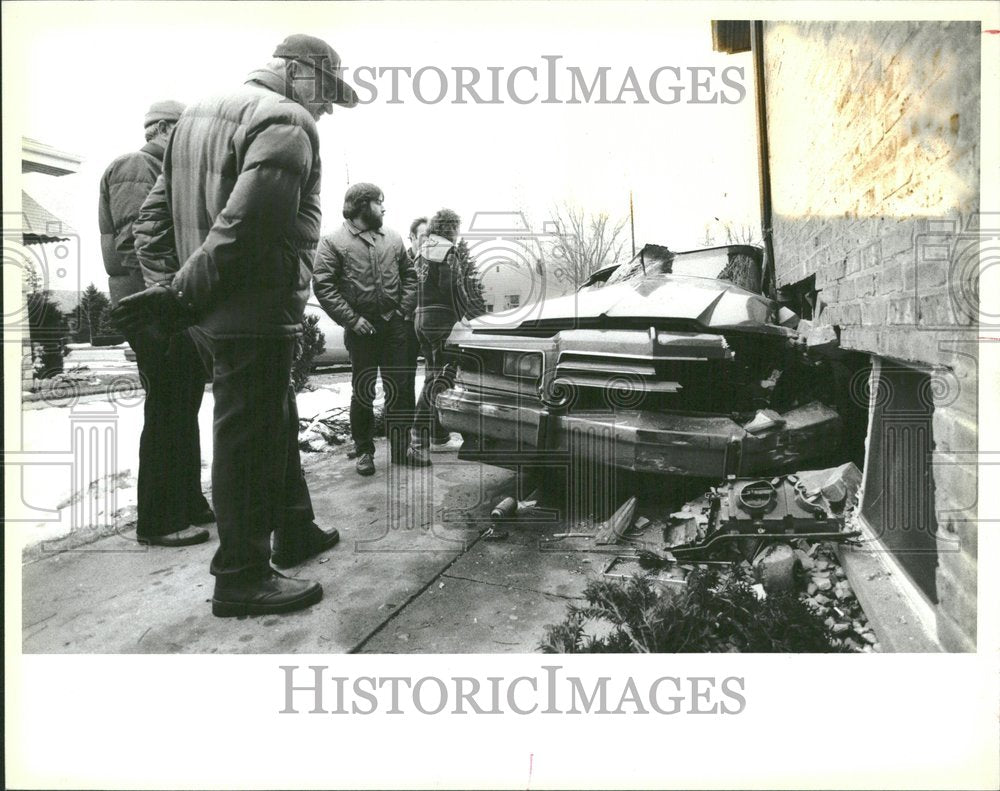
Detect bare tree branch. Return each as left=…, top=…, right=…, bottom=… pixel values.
left=702, top=218, right=762, bottom=247
left=548, top=203, right=628, bottom=289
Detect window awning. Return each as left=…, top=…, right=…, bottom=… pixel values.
left=21, top=190, right=77, bottom=246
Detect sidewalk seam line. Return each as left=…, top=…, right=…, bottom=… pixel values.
left=441, top=572, right=584, bottom=601
left=347, top=532, right=487, bottom=654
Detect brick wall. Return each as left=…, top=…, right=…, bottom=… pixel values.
left=763, top=21, right=980, bottom=650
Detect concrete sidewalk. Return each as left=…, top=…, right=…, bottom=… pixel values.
left=21, top=442, right=604, bottom=654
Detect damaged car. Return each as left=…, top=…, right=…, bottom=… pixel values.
left=437, top=243, right=849, bottom=478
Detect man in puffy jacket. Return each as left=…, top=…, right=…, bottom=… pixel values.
left=116, top=34, right=355, bottom=617
left=313, top=183, right=418, bottom=474
left=99, top=100, right=214, bottom=549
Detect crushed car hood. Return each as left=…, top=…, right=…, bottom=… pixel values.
left=531, top=274, right=775, bottom=328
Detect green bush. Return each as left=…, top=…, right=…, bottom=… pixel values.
left=26, top=291, right=69, bottom=378
left=540, top=569, right=845, bottom=653
left=291, top=314, right=326, bottom=392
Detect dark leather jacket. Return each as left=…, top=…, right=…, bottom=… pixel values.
left=313, top=220, right=417, bottom=327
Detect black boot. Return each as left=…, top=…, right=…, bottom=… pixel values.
left=212, top=570, right=322, bottom=617
left=271, top=522, right=340, bottom=569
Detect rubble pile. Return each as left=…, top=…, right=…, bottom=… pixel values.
left=795, top=541, right=881, bottom=652
left=495, top=461, right=881, bottom=652
left=297, top=407, right=351, bottom=453
left=710, top=540, right=879, bottom=652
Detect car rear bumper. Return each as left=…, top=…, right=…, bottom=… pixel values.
left=437, top=387, right=841, bottom=477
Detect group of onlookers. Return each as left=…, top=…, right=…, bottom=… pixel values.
left=104, top=33, right=472, bottom=619
left=314, top=194, right=468, bottom=475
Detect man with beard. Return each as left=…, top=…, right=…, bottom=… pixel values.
left=117, top=34, right=354, bottom=617
left=313, top=184, right=418, bottom=475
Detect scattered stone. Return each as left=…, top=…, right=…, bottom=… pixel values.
left=832, top=623, right=849, bottom=634
left=807, top=582, right=818, bottom=596
left=813, top=575, right=833, bottom=591
left=861, top=631, right=877, bottom=644
left=754, top=543, right=798, bottom=592
left=834, top=581, right=852, bottom=600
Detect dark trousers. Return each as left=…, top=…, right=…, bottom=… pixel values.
left=345, top=315, right=414, bottom=461
left=130, top=328, right=210, bottom=539
left=413, top=307, right=456, bottom=449
left=189, top=329, right=315, bottom=581
left=402, top=318, right=420, bottom=425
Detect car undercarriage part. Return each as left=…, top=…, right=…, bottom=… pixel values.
left=662, top=474, right=860, bottom=563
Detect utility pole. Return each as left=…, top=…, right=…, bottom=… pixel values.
left=629, top=191, right=636, bottom=257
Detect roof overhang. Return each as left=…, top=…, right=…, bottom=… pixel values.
left=22, top=137, right=82, bottom=176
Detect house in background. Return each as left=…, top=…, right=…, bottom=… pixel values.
left=479, top=260, right=536, bottom=314
left=463, top=211, right=577, bottom=320
left=18, top=137, right=83, bottom=385
left=715, top=20, right=981, bottom=651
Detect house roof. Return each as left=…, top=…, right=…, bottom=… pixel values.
left=21, top=190, right=77, bottom=245
left=21, top=137, right=83, bottom=177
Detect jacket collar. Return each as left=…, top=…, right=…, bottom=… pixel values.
left=420, top=234, right=455, bottom=262
left=245, top=63, right=294, bottom=99
left=140, top=140, right=165, bottom=161
left=345, top=218, right=385, bottom=242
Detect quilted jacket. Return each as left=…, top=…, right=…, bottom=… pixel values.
left=134, top=64, right=322, bottom=337
left=98, top=141, right=164, bottom=306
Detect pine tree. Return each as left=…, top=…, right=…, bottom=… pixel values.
left=70, top=284, right=112, bottom=344
left=454, top=239, right=487, bottom=319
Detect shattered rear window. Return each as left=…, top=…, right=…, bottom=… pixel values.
left=607, top=247, right=761, bottom=293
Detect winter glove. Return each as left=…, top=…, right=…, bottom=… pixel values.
left=111, top=285, right=195, bottom=336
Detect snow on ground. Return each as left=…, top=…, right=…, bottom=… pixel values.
left=14, top=371, right=425, bottom=553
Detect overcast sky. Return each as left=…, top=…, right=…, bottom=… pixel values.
left=7, top=1, right=760, bottom=293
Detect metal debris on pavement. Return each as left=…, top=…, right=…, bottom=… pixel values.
left=594, top=495, right=639, bottom=545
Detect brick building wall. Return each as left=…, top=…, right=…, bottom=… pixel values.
left=763, top=21, right=980, bottom=650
